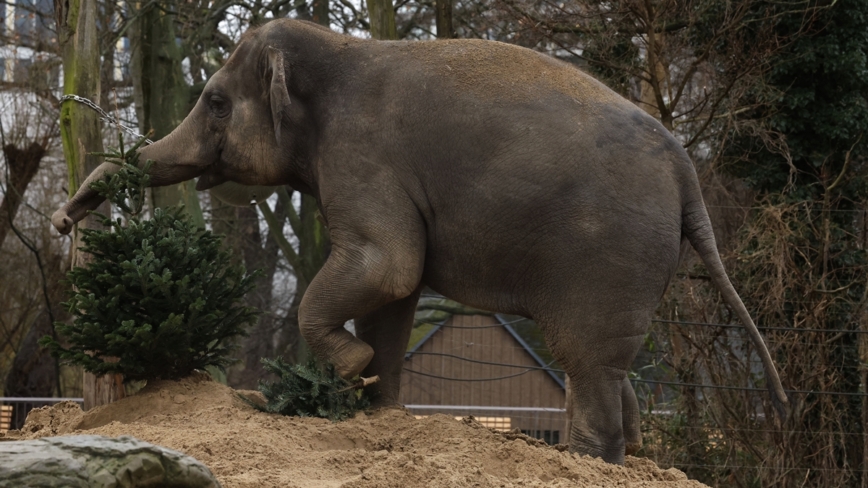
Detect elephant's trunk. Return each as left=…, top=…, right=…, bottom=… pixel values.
left=51, top=115, right=209, bottom=235
left=52, top=161, right=124, bottom=234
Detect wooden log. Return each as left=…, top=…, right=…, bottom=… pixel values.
left=82, top=356, right=124, bottom=411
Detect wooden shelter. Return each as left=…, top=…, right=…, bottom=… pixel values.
left=400, top=314, right=566, bottom=444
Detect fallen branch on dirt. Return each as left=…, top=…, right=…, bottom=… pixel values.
left=245, top=357, right=373, bottom=421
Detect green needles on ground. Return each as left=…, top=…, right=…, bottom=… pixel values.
left=248, top=357, right=374, bottom=422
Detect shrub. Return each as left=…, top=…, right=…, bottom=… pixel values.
left=41, top=135, right=259, bottom=381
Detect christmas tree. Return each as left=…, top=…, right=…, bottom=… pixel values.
left=41, top=135, right=258, bottom=382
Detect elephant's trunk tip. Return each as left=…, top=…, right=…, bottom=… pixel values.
left=51, top=208, right=75, bottom=235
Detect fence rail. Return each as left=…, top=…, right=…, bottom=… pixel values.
left=404, top=405, right=566, bottom=445
left=401, top=310, right=867, bottom=482
left=0, top=397, right=84, bottom=432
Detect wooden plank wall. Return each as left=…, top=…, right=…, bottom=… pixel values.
left=400, top=314, right=566, bottom=437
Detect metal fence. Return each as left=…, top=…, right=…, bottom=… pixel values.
left=405, top=405, right=567, bottom=445
left=0, top=397, right=84, bottom=432
left=404, top=308, right=868, bottom=484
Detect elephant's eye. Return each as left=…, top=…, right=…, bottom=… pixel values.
left=209, top=95, right=231, bottom=118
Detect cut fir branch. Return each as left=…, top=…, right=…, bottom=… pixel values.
left=247, top=357, right=376, bottom=421
left=89, top=131, right=153, bottom=217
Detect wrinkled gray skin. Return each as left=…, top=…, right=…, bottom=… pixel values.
left=52, top=19, right=787, bottom=464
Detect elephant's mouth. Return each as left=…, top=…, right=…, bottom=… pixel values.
left=195, top=166, right=228, bottom=191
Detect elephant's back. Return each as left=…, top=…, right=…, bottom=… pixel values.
left=335, top=38, right=691, bottom=314
left=394, top=40, right=618, bottom=104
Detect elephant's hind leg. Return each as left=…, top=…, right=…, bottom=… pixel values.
left=541, top=310, right=647, bottom=464
left=622, top=377, right=642, bottom=456
left=566, top=364, right=633, bottom=463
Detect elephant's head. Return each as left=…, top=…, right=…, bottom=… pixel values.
left=51, top=21, right=322, bottom=233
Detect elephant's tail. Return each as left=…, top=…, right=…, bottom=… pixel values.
left=681, top=185, right=789, bottom=421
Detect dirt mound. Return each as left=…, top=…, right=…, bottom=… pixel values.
left=7, top=375, right=705, bottom=487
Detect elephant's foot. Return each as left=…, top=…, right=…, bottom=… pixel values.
left=326, top=336, right=375, bottom=379
left=358, top=371, right=403, bottom=408
left=366, top=390, right=403, bottom=409
left=625, top=441, right=642, bottom=457
left=569, top=429, right=625, bottom=465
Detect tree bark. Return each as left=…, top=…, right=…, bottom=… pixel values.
left=4, top=309, right=57, bottom=399
left=312, top=0, right=329, bottom=26
left=0, top=143, right=45, bottom=249
left=4, top=248, right=67, bottom=400
left=435, top=0, right=453, bottom=39
left=56, top=0, right=123, bottom=410
left=226, top=205, right=283, bottom=388
left=130, top=2, right=203, bottom=226
left=861, top=301, right=868, bottom=488
left=366, top=0, right=397, bottom=40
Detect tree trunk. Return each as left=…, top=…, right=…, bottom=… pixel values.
left=4, top=309, right=57, bottom=399
left=296, top=194, right=330, bottom=290
left=861, top=308, right=868, bottom=488
left=0, top=143, right=46, bottom=249
left=366, top=0, right=397, bottom=40
left=130, top=2, right=203, bottom=226
left=312, top=0, right=329, bottom=26
left=56, top=0, right=123, bottom=410
left=224, top=204, right=283, bottom=388
left=435, top=0, right=453, bottom=39
left=4, top=249, right=68, bottom=400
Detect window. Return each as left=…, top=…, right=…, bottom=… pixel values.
left=470, top=417, right=511, bottom=431
left=14, top=57, right=30, bottom=83
left=412, top=415, right=512, bottom=432
left=34, top=0, right=53, bottom=45
left=15, top=0, right=33, bottom=42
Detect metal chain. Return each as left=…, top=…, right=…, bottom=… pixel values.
left=60, top=94, right=154, bottom=145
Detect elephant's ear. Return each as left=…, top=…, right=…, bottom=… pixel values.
left=267, top=46, right=291, bottom=144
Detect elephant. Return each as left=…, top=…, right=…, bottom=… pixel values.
left=52, top=19, right=787, bottom=464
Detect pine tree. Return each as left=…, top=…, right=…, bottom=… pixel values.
left=41, top=135, right=259, bottom=382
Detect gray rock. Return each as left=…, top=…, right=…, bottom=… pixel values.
left=0, top=435, right=221, bottom=487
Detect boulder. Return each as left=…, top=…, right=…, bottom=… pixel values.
left=0, top=434, right=221, bottom=487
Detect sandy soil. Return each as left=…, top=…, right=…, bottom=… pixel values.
left=4, top=372, right=706, bottom=487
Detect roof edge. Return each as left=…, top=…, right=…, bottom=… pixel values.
left=496, top=314, right=566, bottom=389
left=404, top=320, right=446, bottom=359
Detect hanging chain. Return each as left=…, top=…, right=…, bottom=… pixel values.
left=60, top=95, right=154, bottom=145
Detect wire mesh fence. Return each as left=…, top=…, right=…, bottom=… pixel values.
left=406, top=405, right=567, bottom=445
left=400, top=311, right=868, bottom=486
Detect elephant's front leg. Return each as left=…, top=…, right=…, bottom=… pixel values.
left=298, top=228, right=424, bottom=380
left=355, top=287, right=423, bottom=407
